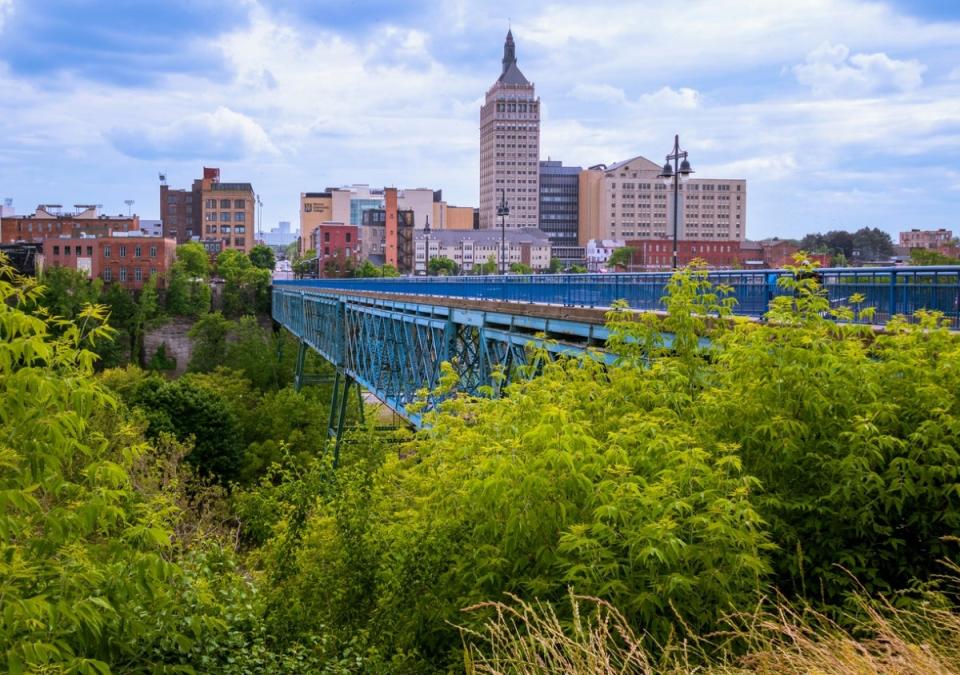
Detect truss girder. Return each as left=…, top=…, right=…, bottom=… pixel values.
left=273, top=288, right=604, bottom=428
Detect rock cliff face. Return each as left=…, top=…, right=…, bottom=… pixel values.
left=142, top=318, right=195, bottom=376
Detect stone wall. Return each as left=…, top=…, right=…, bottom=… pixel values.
left=142, top=318, right=196, bottom=376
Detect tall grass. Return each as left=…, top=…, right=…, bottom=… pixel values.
left=460, top=579, right=960, bottom=674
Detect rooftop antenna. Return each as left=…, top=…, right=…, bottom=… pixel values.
left=158, top=171, right=167, bottom=185
left=124, top=199, right=135, bottom=216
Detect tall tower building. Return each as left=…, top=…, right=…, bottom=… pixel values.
left=480, top=30, right=540, bottom=229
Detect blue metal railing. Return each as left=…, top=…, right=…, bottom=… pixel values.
left=276, top=266, right=960, bottom=328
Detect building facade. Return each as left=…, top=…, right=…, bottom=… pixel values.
left=899, top=228, right=954, bottom=249
left=42, top=234, right=177, bottom=289
left=2, top=205, right=139, bottom=244
left=414, top=228, right=551, bottom=274
left=310, top=223, right=359, bottom=277
left=163, top=168, right=254, bottom=251
left=479, top=30, right=540, bottom=230
left=578, top=156, right=746, bottom=245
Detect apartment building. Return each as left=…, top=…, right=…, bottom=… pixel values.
left=578, top=156, right=746, bottom=245
left=415, top=228, right=551, bottom=274
left=479, top=30, right=540, bottom=230
left=2, top=205, right=139, bottom=244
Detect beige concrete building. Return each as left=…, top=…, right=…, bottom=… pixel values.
left=480, top=30, right=540, bottom=230
left=201, top=178, right=255, bottom=253
left=299, top=192, right=334, bottom=255
left=578, top=156, right=746, bottom=245
left=432, top=199, right=475, bottom=231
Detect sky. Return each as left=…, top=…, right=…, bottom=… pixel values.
left=0, top=0, right=958, bottom=240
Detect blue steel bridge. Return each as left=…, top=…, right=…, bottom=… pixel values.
left=272, top=266, right=960, bottom=454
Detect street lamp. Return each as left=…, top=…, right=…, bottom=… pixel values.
left=256, top=195, right=263, bottom=244
left=423, top=215, right=431, bottom=276
left=497, top=188, right=509, bottom=275
left=657, top=134, right=694, bottom=270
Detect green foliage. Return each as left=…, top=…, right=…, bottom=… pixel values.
left=139, top=272, right=164, bottom=327
left=355, top=261, right=401, bottom=278
left=548, top=257, right=564, bottom=274
left=608, top=246, right=636, bottom=269
left=911, top=248, right=960, bottom=265
left=568, top=264, right=588, bottom=273
left=800, top=227, right=894, bottom=260
left=177, top=241, right=212, bottom=278
left=475, top=255, right=498, bottom=275
left=217, top=249, right=272, bottom=317
left=508, top=262, right=532, bottom=274
left=249, top=244, right=276, bottom=270
left=146, top=342, right=177, bottom=372
left=428, top=256, right=458, bottom=276
left=188, top=311, right=233, bottom=372
left=165, top=262, right=211, bottom=317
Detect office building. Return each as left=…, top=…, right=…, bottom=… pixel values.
left=2, top=205, right=139, bottom=244
left=479, top=30, right=540, bottom=230
left=579, top=156, right=746, bottom=245
left=415, top=228, right=551, bottom=275
left=539, top=159, right=582, bottom=264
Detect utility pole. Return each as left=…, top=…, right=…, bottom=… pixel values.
left=497, top=188, right=509, bottom=274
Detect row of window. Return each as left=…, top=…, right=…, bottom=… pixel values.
left=205, top=199, right=247, bottom=209
left=204, top=212, right=246, bottom=222
left=53, top=244, right=160, bottom=258
left=206, top=226, right=248, bottom=234
left=103, top=267, right=158, bottom=282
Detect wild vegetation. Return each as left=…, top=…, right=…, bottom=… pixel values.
left=3, top=252, right=960, bottom=673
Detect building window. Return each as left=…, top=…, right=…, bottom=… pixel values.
left=86, top=246, right=93, bottom=256
left=134, top=245, right=141, bottom=257
left=151, top=268, right=157, bottom=277
left=150, top=245, right=157, bottom=257
left=206, top=199, right=216, bottom=208
left=234, top=199, right=245, bottom=208
left=345, top=233, right=351, bottom=243
left=206, top=212, right=217, bottom=222
left=235, top=212, right=245, bottom=222
left=221, top=226, right=232, bottom=234
left=104, top=267, right=112, bottom=282
left=324, top=232, right=330, bottom=242
left=119, top=267, right=127, bottom=281
left=103, top=245, right=111, bottom=258
left=53, top=245, right=60, bottom=255
left=220, top=212, right=231, bottom=222
left=220, top=199, right=231, bottom=208
left=134, top=267, right=142, bottom=281
left=324, top=246, right=330, bottom=255
left=119, top=245, right=126, bottom=257
left=234, top=237, right=244, bottom=246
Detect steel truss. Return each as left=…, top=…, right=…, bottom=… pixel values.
left=275, top=288, right=611, bottom=431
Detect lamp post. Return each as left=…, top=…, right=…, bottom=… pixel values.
left=497, top=188, right=509, bottom=275
left=422, top=215, right=431, bottom=276
left=256, top=195, right=263, bottom=245
left=657, top=134, right=694, bottom=270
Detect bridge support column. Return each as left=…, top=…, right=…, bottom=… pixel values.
left=327, top=370, right=364, bottom=468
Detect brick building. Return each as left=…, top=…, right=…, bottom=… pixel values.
left=42, top=234, right=177, bottom=289
left=162, top=168, right=255, bottom=252
left=310, top=223, right=359, bottom=277
left=620, top=238, right=830, bottom=270
left=2, top=205, right=139, bottom=244
left=899, top=228, right=954, bottom=249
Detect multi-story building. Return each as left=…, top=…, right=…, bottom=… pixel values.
left=431, top=191, right=476, bottom=231
left=299, top=192, right=334, bottom=255
left=479, top=30, right=540, bottom=230
left=310, top=223, right=359, bottom=277
left=415, top=228, right=551, bottom=275
left=539, top=159, right=582, bottom=264
left=579, top=156, right=746, bottom=245
left=2, top=205, right=139, bottom=244
left=163, top=168, right=255, bottom=251
left=360, top=206, right=414, bottom=265
left=899, top=228, right=954, bottom=249
left=42, top=233, right=177, bottom=289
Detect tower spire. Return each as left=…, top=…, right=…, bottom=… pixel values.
left=502, top=28, right=516, bottom=74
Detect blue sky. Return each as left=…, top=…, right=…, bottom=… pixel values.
left=1, top=0, right=959, bottom=239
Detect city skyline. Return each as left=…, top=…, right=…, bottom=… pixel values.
left=1, top=0, right=958, bottom=239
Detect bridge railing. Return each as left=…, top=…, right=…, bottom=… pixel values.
left=275, top=266, right=960, bottom=328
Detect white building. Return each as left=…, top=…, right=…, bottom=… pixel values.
left=415, top=228, right=551, bottom=274
left=586, top=239, right=626, bottom=271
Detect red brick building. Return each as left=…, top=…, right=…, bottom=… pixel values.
left=310, top=223, right=359, bottom=277
left=42, top=235, right=177, bottom=290
left=2, top=205, right=139, bottom=244
left=622, top=238, right=832, bottom=270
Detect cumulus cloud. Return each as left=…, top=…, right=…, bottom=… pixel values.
left=569, top=84, right=699, bottom=109
left=793, top=42, right=925, bottom=96
left=638, top=86, right=701, bottom=109
left=105, top=107, right=277, bottom=161
left=569, top=83, right=627, bottom=104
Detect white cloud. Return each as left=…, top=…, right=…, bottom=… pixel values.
left=638, top=86, right=701, bottom=109
left=0, top=0, right=12, bottom=32
left=793, top=42, right=925, bottom=96
left=106, top=107, right=277, bottom=160
left=569, top=83, right=627, bottom=104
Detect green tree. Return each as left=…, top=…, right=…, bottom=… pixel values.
left=911, top=248, right=960, bottom=265
left=177, top=241, right=212, bottom=278
left=187, top=311, right=233, bottom=372
left=475, top=254, right=498, bottom=275
left=428, top=256, right=458, bottom=276
left=608, top=246, right=636, bottom=270
left=354, top=260, right=380, bottom=278
left=569, top=264, right=588, bottom=273
left=217, top=249, right=271, bottom=317
left=508, top=262, right=533, bottom=274
left=249, top=244, right=276, bottom=270
left=166, top=262, right=211, bottom=317
left=548, top=257, right=564, bottom=274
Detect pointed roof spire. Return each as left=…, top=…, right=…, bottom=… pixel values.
left=502, top=28, right=516, bottom=74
